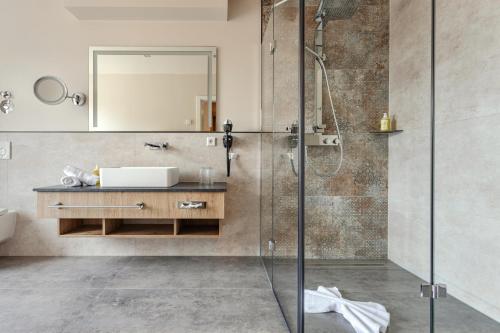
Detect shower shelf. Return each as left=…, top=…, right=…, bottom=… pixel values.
left=369, top=130, right=404, bottom=134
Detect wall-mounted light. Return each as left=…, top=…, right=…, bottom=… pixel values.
left=0, top=91, right=14, bottom=114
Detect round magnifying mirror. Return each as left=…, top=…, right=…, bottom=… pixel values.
left=34, top=76, right=68, bottom=105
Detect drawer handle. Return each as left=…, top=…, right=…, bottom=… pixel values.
left=49, top=202, right=145, bottom=210
left=177, top=201, right=206, bottom=209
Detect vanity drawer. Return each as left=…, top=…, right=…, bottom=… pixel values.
left=37, top=192, right=225, bottom=219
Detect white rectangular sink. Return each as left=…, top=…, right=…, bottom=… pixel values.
left=100, top=167, right=179, bottom=188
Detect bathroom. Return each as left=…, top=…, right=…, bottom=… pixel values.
left=0, top=0, right=499, bottom=332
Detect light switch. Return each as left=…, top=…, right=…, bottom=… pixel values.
left=0, top=141, right=11, bottom=160
left=206, top=137, right=216, bottom=146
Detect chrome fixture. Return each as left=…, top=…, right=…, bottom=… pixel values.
left=314, top=0, right=360, bottom=24
left=34, top=76, right=86, bottom=106
left=223, top=119, right=234, bottom=177
left=144, top=142, right=169, bottom=150
left=48, top=202, right=145, bottom=209
left=0, top=91, right=14, bottom=114
left=177, top=201, right=207, bottom=209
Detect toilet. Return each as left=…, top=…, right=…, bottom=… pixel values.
left=0, top=208, right=16, bottom=243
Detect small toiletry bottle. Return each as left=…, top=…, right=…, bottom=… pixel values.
left=92, top=165, right=100, bottom=186
left=380, top=113, right=391, bottom=132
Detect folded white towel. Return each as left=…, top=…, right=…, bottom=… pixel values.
left=60, top=175, right=82, bottom=187
left=63, top=165, right=99, bottom=186
left=305, top=286, right=390, bottom=333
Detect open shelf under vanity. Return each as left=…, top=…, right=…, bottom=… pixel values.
left=59, top=218, right=221, bottom=238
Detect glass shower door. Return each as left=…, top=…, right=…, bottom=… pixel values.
left=433, top=0, right=500, bottom=331
left=270, top=0, right=301, bottom=332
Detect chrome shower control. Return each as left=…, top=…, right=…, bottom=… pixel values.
left=305, top=133, right=340, bottom=146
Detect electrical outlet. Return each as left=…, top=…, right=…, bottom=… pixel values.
left=206, top=137, right=216, bottom=146
left=0, top=141, right=11, bottom=160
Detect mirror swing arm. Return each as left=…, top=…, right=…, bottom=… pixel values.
left=33, top=76, right=86, bottom=107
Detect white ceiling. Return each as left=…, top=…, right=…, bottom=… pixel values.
left=64, top=0, right=228, bottom=21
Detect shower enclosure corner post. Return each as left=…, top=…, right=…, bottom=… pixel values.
left=297, top=0, right=305, bottom=332
left=430, top=0, right=436, bottom=330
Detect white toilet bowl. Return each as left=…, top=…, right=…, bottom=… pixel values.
left=0, top=209, right=16, bottom=243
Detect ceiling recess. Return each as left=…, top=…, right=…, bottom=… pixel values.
left=64, top=0, right=228, bottom=21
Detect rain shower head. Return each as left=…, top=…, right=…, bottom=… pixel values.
left=315, top=0, right=360, bottom=24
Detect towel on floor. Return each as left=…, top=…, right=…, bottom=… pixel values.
left=63, top=165, right=99, bottom=186
left=60, top=175, right=82, bottom=187
left=305, top=286, right=390, bottom=333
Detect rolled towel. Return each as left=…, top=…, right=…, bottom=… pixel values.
left=60, top=175, right=82, bottom=187
left=63, top=165, right=99, bottom=186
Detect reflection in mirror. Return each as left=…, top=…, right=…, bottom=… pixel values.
left=90, top=47, right=217, bottom=132
left=34, top=76, right=68, bottom=105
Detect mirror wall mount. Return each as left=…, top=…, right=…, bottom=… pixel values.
left=33, top=76, right=87, bottom=107
left=0, top=91, right=14, bottom=114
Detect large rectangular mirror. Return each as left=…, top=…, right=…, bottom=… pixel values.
left=89, top=47, right=217, bottom=132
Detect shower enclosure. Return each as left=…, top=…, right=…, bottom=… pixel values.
left=261, top=0, right=500, bottom=332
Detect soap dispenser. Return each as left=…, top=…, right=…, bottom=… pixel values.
left=92, top=165, right=101, bottom=186
left=380, top=113, right=391, bottom=132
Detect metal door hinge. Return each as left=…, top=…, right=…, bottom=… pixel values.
left=270, top=40, right=276, bottom=55
left=268, top=239, right=276, bottom=252
left=421, top=284, right=447, bottom=299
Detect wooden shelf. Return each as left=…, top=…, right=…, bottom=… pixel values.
left=59, top=218, right=103, bottom=237
left=370, top=130, right=403, bottom=134
left=107, top=224, right=174, bottom=238
left=58, top=218, right=220, bottom=238
left=177, top=225, right=219, bottom=238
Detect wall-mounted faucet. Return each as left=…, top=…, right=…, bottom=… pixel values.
left=223, top=119, right=233, bottom=177
left=144, top=142, right=169, bottom=150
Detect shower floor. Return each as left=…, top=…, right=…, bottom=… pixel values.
left=270, top=259, right=500, bottom=333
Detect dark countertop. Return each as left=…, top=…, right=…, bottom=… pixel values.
left=33, top=182, right=227, bottom=193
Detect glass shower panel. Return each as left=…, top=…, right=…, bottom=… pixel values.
left=271, top=0, right=301, bottom=332
left=303, top=0, right=432, bottom=332
left=260, top=0, right=275, bottom=283
left=434, top=0, right=500, bottom=331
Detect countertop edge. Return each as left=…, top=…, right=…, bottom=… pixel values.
left=33, top=182, right=227, bottom=193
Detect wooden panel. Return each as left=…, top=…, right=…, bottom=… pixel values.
left=104, top=219, right=122, bottom=234
left=59, top=219, right=103, bottom=237
left=106, top=224, right=174, bottom=238
left=176, top=219, right=219, bottom=238
left=38, top=192, right=224, bottom=219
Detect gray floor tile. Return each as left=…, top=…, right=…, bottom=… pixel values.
left=63, top=288, right=288, bottom=333
left=0, top=256, right=132, bottom=289
left=271, top=260, right=500, bottom=333
left=0, top=288, right=100, bottom=333
left=107, top=256, right=270, bottom=290
left=0, top=256, right=287, bottom=333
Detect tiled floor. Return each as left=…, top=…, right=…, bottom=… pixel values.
left=0, top=256, right=288, bottom=333
left=270, top=259, right=500, bottom=333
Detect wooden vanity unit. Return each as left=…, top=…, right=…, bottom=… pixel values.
left=33, top=182, right=226, bottom=238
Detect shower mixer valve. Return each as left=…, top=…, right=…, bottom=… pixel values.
left=304, top=133, right=340, bottom=146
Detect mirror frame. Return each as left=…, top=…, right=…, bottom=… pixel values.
left=33, top=76, right=68, bottom=105
left=89, top=46, right=217, bottom=132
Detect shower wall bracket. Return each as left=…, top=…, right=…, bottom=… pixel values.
left=304, top=133, right=339, bottom=146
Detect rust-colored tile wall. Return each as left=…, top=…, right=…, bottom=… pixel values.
left=261, top=0, right=389, bottom=260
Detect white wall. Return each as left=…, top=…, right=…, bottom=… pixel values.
left=0, top=0, right=263, bottom=257
left=389, top=0, right=500, bottom=323
left=0, top=0, right=260, bottom=131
